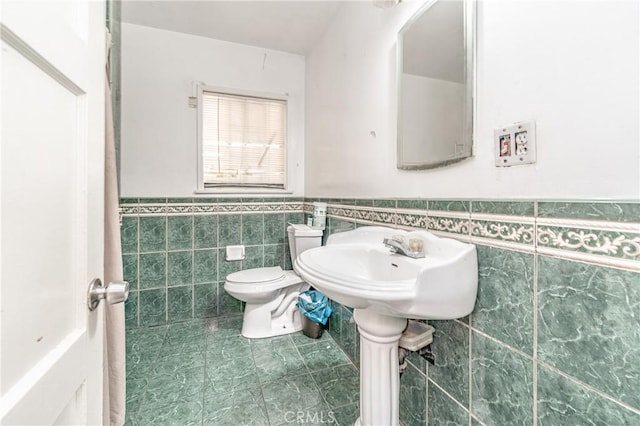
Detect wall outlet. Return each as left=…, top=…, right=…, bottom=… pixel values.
left=494, top=121, right=536, bottom=167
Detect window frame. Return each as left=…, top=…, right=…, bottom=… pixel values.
left=196, top=84, right=290, bottom=194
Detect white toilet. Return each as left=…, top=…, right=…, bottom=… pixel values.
left=224, top=224, right=323, bottom=338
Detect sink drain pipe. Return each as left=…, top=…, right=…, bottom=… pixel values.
left=398, top=347, right=410, bottom=376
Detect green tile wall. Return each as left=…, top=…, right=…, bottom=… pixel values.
left=121, top=197, right=639, bottom=424
left=318, top=198, right=640, bottom=425
left=121, top=198, right=304, bottom=328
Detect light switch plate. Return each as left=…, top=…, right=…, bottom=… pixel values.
left=494, top=121, right=536, bottom=167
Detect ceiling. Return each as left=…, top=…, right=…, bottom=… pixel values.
left=122, top=1, right=344, bottom=55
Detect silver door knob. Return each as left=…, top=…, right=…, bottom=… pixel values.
left=87, top=278, right=129, bottom=311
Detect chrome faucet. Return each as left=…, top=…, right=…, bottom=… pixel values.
left=383, top=237, right=425, bottom=259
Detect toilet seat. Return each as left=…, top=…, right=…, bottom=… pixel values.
left=226, top=266, right=285, bottom=284
left=224, top=268, right=303, bottom=295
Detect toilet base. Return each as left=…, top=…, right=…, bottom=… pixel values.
left=240, top=286, right=307, bottom=339
left=241, top=307, right=304, bottom=339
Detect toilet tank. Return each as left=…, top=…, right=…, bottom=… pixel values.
left=287, top=224, right=323, bottom=260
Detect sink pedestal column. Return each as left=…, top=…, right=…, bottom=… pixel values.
left=353, top=309, right=408, bottom=426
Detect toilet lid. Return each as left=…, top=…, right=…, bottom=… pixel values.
left=226, top=266, right=285, bottom=284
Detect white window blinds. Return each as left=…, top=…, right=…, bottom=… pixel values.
left=201, top=91, right=287, bottom=188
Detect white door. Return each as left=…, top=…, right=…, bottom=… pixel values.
left=0, top=1, right=106, bottom=424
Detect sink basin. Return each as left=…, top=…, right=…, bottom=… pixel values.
left=294, top=226, right=477, bottom=320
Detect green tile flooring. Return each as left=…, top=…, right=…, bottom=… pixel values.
left=126, top=316, right=359, bottom=425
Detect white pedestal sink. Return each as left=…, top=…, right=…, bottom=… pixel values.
left=294, top=226, right=478, bottom=426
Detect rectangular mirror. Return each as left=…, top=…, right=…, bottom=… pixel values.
left=397, top=0, right=475, bottom=170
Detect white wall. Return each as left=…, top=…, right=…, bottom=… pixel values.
left=305, top=0, right=640, bottom=199
left=401, top=73, right=464, bottom=163
left=121, top=23, right=306, bottom=197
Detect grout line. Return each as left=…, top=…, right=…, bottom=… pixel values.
left=425, top=362, right=429, bottom=426
left=216, top=250, right=221, bottom=317
left=295, top=339, right=333, bottom=413
left=468, top=201, right=473, bottom=240
left=532, top=206, right=539, bottom=426
left=163, top=210, right=169, bottom=324
left=537, top=360, right=640, bottom=416
left=191, top=213, right=195, bottom=320
left=135, top=216, right=141, bottom=327
left=467, top=326, right=534, bottom=361
left=469, top=237, right=535, bottom=254
left=536, top=246, right=640, bottom=272
left=352, top=321, right=358, bottom=366
left=428, top=377, right=472, bottom=416
left=247, top=334, right=273, bottom=426
left=200, top=317, right=208, bottom=426
left=405, top=358, right=427, bottom=378
left=453, top=317, right=472, bottom=329
left=470, top=414, right=489, bottom=426
left=468, top=312, right=473, bottom=426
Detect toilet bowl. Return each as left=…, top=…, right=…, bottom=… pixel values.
left=224, top=224, right=323, bottom=339
left=225, top=267, right=309, bottom=338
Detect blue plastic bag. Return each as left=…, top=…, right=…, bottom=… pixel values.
left=297, top=290, right=333, bottom=325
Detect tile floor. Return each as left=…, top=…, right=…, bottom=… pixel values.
left=126, top=316, right=360, bottom=425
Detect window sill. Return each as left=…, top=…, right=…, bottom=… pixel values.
left=194, top=189, right=294, bottom=196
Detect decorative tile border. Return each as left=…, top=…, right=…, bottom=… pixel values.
left=218, top=202, right=243, bottom=214
left=168, top=204, right=194, bottom=214
left=122, top=199, right=304, bottom=217
left=537, top=226, right=639, bottom=260
left=191, top=204, right=216, bottom=214
left=470, top=214, right=535, bottom=251
left=536, top=216, right=640, bottom=269
left=372, top=207, right=397, bottom=225
left=427, top=210, right=470, bottom=238
left=396, top=208, right=427, bottom=229
left=303, top=199, right=640, bottom=271
left=471, top=220, right=534, bottom=244
left=137, top=203, right=166, bottom=215
left=122, top=198, right=639, bottom=270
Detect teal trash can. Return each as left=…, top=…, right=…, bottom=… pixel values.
left=302, top=314, right=323, bottom=339
left=297, top=290, right=332, bottom=339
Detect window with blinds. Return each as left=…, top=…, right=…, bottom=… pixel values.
left=200, top=90, right=287, bottom=188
